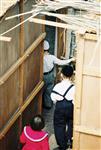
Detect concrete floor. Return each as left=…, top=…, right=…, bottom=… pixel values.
left=42, top=105, right=72, bottom=150
left=42, top=105, right=58, bottom=150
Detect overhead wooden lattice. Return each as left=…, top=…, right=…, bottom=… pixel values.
left=0, top=0, right=101, bottom=36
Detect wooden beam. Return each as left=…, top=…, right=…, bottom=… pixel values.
left=5, top=10, right=33, bottom=20
left=0, top=33, right=46, bottom=85
left=29, top=18, right=84, bottom=31
left=0, top=81, right=44, bottom=140
left=19, top=0, right=24, bottom=107
left=84, top=33, right=97, bottom=41
left=18, top=0, right=24, bottom=148
left=73, top=35, right=85, bottom=150
left=0, top=36, right=11, bottom=42
left=1, top=13, right=38, bottom=36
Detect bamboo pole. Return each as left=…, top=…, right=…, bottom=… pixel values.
left=0, top=81, right=44, bottom=140
left=0, top=33, right=46, bottom=85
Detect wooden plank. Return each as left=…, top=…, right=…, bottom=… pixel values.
left=1, top=13, right=39, bottom=36
left=0, top=36, right=11, bottom=42
left=29, top=18, right=84, bottom=31
left=5, top=10, right=33, bottom=20
left=75, top=35, right=84, bottom=118
left=19, top=0, right=24, bottom=106
left=74, top=125, right=101, bottom=137
left=18, top=1, right=24, bottom=149
left=73, top=32, right=101, bottom=150
left=73, top=35, right=85, bottom=150
left=80, top=134, right=101, bottom=150
left=37, top=90, right=43, bottom=114
left=83, top=67, right=101, bottom=78
left=0, top=81, right=44, bottom=140
left=0, top=33, right=46, bottom=85
left=83, top=33, right=97, bottom=41
left=40, top=16, right=45, bottom=80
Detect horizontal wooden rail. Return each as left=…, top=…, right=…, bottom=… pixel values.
left=83, top=33, right=97, bottom=41
left=74, top=125, right=101, bottom=137
left=83, top=67, right=101, bottom=78
left=0, top=80, right=44, bottom=140
left=0, top=32, right=46, bottom=85
left=29, top=18, right=85, bottom=32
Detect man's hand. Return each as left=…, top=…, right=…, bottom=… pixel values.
left=60, top=56, right=66, bottom=60
left=70, top=57, right=76, bottom=62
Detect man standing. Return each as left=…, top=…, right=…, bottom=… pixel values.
left=43, top=40, right=75, bottom=109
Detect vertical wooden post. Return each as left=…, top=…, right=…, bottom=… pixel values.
left=18, top=0, right=24, bottom=149
left=38, top=16, right=45, bottom=113
left=73, top=34, right=84, bottom=150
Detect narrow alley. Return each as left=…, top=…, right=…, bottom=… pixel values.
left=0, top=1, right=100, bottom=150
left=42, top=106, right=72, bottom=150
left=42, top=106, right=58, bottom=150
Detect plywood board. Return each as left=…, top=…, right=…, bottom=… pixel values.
left=73, top=33, right=101, bottom=150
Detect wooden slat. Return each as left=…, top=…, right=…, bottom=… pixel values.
left=83, top=33, right=97, bottom=41
left=5, top=10, right=33, bottom=20
left=0, top=36, right=11, bottom=42
left=1, top=13, right=39, bottom=36
left=73, top=32, right=101, bottom=150
left=29, top=18, right=84, bottom=31
left=74, top=125, right=101, bottom=137
left=83, top=67, right=101, bottom=78
left=73, top=34, right=85, bottom=150
left=75, top=35, right=84, bottom=116
left=0, top=33, right=46, bottom=85
left=0, top=80, right=44, bottom=140
left=18, top=1, right=24, bottom=148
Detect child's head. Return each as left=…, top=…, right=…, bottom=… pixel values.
left=30, top=114, right=45, bottom=131
left=61, top=65, right=74, bottom=78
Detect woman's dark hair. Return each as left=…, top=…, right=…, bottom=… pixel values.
left=61, top=65, right=74, bottom=77
left=30, top=114, right=45, bottom=131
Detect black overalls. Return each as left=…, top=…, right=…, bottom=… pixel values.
left=52, top=84, right=74, bottom=150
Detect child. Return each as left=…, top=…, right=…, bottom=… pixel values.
left=51, top=65, right=75, bottom=150
left=20, top=114, right=50, bottom=150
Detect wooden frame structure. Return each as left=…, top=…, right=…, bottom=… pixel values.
left=73, top=33, right=101, bottom=150
left=0, top=0, right=46, bottom=149
left=0, top=1, right=101, bottom=150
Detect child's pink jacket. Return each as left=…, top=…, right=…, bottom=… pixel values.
left=20, top=126, right=50, bottom=150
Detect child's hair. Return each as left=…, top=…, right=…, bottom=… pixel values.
left=30, top=114, right=45, bottom=131
left=61, top=65, right=74, bottom=78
